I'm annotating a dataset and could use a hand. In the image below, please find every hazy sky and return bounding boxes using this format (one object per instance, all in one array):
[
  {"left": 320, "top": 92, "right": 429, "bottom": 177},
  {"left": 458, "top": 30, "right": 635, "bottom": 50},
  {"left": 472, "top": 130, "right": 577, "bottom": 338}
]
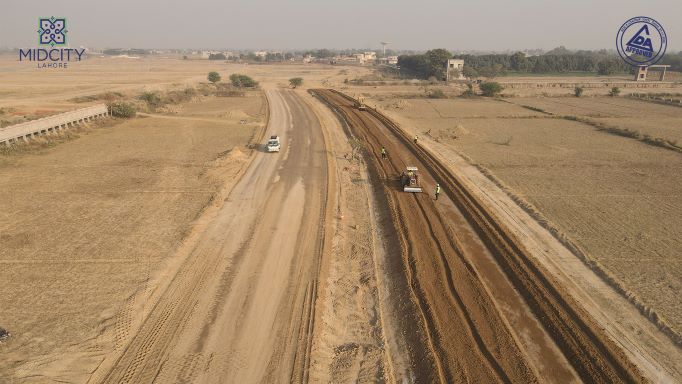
[{"left": 1, "top": 0, "right": 680, "bottom": 51}]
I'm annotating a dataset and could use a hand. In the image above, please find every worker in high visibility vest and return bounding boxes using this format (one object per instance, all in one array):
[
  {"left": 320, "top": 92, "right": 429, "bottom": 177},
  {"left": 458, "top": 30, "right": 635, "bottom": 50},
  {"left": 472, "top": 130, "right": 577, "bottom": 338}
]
[
  {"left": 435, "top": 183, "right": 441, "bottom": 200},
  {"left": 381, "top": 146, "right": 387, "bottom": 159}
]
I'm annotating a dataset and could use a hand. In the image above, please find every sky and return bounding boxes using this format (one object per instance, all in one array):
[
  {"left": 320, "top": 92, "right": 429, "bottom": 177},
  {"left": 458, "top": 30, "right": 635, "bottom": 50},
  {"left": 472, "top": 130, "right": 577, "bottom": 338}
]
[{"left": 1, "top": 0, "right": 680, "bottom": 51}]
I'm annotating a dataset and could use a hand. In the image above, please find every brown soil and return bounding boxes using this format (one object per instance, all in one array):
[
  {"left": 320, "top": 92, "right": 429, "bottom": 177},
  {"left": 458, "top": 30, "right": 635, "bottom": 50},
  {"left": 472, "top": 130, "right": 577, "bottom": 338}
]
[
  {"left": 374, "top": 97, "right": 682, "bottom": 342},
  {"left": 312, "top": 89, "right": 648, "bottom": 383},
  {"left": 0, "top": 93, "right": 265, "bottom": 382}
]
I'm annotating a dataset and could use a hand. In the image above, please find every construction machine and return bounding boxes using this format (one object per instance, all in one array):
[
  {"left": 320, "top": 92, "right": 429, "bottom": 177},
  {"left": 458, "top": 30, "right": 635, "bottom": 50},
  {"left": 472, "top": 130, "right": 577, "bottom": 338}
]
[
  {"left": 355, "top": 96, "right": 367, "bottom": 111},
  {"left": 401, "top": 166, "right": 422, "bottom": 192}
]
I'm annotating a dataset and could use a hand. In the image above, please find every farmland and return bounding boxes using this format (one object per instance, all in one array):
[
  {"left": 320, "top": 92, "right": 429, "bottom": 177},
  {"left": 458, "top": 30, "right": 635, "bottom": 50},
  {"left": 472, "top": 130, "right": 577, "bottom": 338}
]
[
  {"left": 0, "top": 56, "right": 266, "bottom": 381},
  {"left": 369, "top": 94, "right": 682, "bottom": 340},
  {"left": 1, "top": 54, "right": 681, "bottom": 382}
]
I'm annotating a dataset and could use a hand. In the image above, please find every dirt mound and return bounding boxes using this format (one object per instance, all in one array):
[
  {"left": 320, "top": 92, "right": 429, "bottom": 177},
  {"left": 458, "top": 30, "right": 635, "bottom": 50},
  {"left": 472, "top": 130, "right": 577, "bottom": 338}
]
[
  {"left": 227, "top": 146, "right": 248, "bottom": 161},
  {"left": 452, "top": 124, "right": 469, "bottom": 136}
]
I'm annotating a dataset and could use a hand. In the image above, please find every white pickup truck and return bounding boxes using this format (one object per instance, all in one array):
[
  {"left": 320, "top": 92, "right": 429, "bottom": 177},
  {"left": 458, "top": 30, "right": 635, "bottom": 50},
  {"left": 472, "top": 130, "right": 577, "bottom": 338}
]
[{"left": 266, "top": 135, "right": 281, "bottom": 152}]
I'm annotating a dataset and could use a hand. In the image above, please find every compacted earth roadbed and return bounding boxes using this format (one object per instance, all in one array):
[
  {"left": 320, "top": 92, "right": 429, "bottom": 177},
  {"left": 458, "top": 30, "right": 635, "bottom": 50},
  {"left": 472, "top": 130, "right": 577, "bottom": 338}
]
[{"left": 311, "top": 88, "right": 646, "bottom": 383}]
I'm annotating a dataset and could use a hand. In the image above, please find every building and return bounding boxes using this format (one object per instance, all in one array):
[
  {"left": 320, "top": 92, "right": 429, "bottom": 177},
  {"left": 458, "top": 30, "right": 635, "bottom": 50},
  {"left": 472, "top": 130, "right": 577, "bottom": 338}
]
[
  {"left": 387, "top": 56, "right": 398, "bottom": 65},
  {"left": 363, "top": 51, "right": 377, "bottom": 61},
  {"left": 446, "top": 59, "right": 465, "bottom": 80},
  {"left": 634, "top": 65, "right": 670, "bottom": 81}
]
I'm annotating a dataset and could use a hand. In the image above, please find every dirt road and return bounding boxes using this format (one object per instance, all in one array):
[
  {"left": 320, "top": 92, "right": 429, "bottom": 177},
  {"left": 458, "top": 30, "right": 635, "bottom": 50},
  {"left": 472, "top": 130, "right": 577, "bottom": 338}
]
[
  {"left": 92, "top": 89, "right": 330, "bottom": 383},
  {"left": 312, "top": 89, "right": 646, "bottom": 383}
]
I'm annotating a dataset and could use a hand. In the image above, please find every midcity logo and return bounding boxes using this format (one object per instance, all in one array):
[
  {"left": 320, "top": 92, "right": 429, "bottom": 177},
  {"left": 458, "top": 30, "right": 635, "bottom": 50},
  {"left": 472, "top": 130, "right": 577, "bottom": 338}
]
[
  {"left": 18, "top": 17, "right": 86, "bottom": 69},
  {"left": 39, "top": 16, "right": 67, "bottom": 47}
]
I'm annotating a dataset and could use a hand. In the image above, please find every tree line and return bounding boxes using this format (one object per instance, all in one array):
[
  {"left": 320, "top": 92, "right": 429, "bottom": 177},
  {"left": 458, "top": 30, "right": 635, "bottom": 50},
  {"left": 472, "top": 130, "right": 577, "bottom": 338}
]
[{"left": 398, "top": 48, "right": 682, "bottom": 79}]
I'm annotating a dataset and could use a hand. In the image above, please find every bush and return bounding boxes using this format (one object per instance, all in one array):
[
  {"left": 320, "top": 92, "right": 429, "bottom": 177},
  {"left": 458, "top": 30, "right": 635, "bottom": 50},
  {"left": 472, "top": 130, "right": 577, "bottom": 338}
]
[
  {"left": 289, "top": 77, "right": 303, "bottom": 88},
  {"left": 609, "top": 87, "right": 621, "bottom": 97},
  {"left": 109, "top": 102, "right": 136, "bottom": 118},
  {"left": 479, "top": 82, "right": 503, "bottom": 97},
  {"left": 229, "top": 74, "right": 258, "bottom": 88},
  {"left": 460, "top": 83, "right": 476, "bottom": 97},
  {"left": 165, "top": 87, "right": 197, "bottom": 104},
  {"left": 427, "top": 89, "right": 447, "bottom": 99},
  {"left": 208, "top": 71, "right": 221, "bottom": 84},
  {"left": 138, "top": 92, "right": 163, "bottom": 109},
  {"left": 216, "top": 90, "right": 246, "bottom": 97},
  {"left": 574, "top": 86, "right": 584, "bottom": 97}
]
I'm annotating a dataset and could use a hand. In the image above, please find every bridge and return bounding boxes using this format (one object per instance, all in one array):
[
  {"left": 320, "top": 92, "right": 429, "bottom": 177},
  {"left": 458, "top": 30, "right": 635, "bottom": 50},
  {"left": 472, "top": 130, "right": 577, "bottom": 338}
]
[{"left": 1, "top": 104, "right": 109, "bottom": 146}]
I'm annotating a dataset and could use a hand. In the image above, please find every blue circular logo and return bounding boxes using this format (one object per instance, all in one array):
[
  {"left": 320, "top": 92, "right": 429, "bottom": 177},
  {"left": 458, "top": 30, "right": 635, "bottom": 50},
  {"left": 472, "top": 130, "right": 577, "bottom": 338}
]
[{"left": 617, "top": 16, "right": 667, "bottom": 66}]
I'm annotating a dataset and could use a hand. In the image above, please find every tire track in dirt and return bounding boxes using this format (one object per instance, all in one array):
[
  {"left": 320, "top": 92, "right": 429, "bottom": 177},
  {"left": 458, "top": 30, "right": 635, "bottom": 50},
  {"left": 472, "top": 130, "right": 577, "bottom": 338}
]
[
  {"left": 351, "top": 104, "right": 530, "bottom": 383},
  {"left": 93, "top": 89, "right": 331, "bottom": 383},
  {"left": 313, "top": 90, "right": 535, "bottom": 383},
  {"left": 312, "top": 89, "right": 647, "bottom": 383}
]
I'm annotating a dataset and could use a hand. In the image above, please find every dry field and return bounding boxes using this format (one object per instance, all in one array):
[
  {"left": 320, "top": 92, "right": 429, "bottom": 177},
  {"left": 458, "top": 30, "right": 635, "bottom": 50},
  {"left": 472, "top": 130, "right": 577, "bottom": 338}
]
[
  {"left": 2, "top": 55, "right": 681, "bottom": 381},
  {"left": 0, "top": 54, "right": 370, "bottom": 124},
  {"left": 507, "top": 96, "right": 682, "bottom": 144},
  {"left": 0, "top": 57, "right": 369, "bottom": 382},
  {"left": 0, "top": 58, "right": 266, "bottom": 380},
  {"left": 370, "top": 96, "right": 682, "bottom": 338}
]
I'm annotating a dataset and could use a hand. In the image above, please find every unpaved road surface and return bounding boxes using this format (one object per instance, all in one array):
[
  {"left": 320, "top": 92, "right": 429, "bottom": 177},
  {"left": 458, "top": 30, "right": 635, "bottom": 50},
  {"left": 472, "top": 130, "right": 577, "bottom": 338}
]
[
  {"left": 92, "top": 89, "right": 329, "bottom": 383},
  {"left": 312, "top": 89, "right": 647, "bottom": 383}
]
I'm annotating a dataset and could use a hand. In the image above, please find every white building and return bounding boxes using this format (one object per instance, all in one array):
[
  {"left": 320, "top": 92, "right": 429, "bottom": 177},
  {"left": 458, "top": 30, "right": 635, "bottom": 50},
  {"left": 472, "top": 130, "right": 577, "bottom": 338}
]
[
  {"left": 363, "top": 51, "right": 377, "bottom": 61},
  {"left": 446, "top": 59, "right": 465, "bottom": 80},
  {"left": 387, "top": 55, "right": 398, "bottom": 65}
]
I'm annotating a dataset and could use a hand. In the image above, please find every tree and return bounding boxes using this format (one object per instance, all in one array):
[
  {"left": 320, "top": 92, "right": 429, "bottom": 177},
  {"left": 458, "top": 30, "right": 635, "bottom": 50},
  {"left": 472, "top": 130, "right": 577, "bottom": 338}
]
[
  {"left": 208, "top": 71, "right": 221, "bottom": 84},
  {"left": 425, "top": 49, "right": 451, "bottom": 80},
  {"left": 479, "top": 82, "right": 503, "bottom": 97},
  {"left": 597, "top": 60, "right": 621, "bottom": 75},
  {"left": 462, "top": 66, "right": 479, "bottom": 79},
  {"left": 478, "top": 64, "right": 504, "bottom": 79},
  {"left": 208, "top": 53, "right": 226, "bottom": 60},
  {"left": 289, "top": 77, "right": 303, "bottom": 88},
  {"left": 229, "top": 74, "right": 258, "bottom": 88},
  {"left": 510, "top": 52, "right": 529, "bottom": 71},
  {"left": 609, "top": 87, "right": 621, "bottom": 97},
  {"left": 574, "top": 86, "right": 584, "bottom": 97},
  {"left": 108, "top": 102, "right": 136, "bottom": 118},
  {"left": 397, "top": 49, "right": 451, "bottom": 80},
  {"left": 545, "top": 46, "right": 572, "bottom": 56}
]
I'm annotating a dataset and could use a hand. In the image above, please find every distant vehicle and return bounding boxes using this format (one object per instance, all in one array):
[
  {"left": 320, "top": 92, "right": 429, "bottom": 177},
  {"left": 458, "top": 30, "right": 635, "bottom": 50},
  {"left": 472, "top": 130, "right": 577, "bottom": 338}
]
[
  {"left": 401, "top": 166, "right": 422, "bottom": 193},
  {"left": 266, "top": 135, "right": 281, "bottom": 152},
  {"left": 355, "top": 96, "right": 367, "bottom": 111}
]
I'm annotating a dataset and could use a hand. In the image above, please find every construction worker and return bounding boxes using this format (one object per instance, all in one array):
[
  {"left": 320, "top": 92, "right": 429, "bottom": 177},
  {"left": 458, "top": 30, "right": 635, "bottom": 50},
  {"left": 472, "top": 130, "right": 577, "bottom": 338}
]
[
  {"left": 414, "top": 135, "right": 419, "bottom": 145},
  {"left": 435, "top": 183, "right": 441, "bottom": 200},
  {"left": 381, "top": 146, "right": 387, "bottom": 159}
]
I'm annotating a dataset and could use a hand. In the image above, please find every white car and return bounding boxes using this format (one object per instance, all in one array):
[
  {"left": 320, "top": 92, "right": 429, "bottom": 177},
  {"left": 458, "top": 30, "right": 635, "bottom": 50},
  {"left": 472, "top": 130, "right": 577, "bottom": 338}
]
[{"left": 266, "top": 135, "right": 281, "bottom": 152}]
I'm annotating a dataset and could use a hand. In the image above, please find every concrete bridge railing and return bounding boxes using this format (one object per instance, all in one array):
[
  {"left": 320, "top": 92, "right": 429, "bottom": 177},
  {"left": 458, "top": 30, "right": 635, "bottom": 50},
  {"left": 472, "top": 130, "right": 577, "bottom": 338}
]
[{"left": 0, "top": 104, "right": 109, "bottom": 146}]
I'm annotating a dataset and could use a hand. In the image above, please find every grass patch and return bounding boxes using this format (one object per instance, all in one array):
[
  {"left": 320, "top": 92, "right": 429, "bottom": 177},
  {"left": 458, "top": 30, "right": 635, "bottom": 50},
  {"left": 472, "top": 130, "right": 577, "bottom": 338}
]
[
  {"left": 521, "top": 105, "right": 551, "bottom": 114},
  {"left": 70, "top": 92, "right": 124, "bottom": 103}
]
